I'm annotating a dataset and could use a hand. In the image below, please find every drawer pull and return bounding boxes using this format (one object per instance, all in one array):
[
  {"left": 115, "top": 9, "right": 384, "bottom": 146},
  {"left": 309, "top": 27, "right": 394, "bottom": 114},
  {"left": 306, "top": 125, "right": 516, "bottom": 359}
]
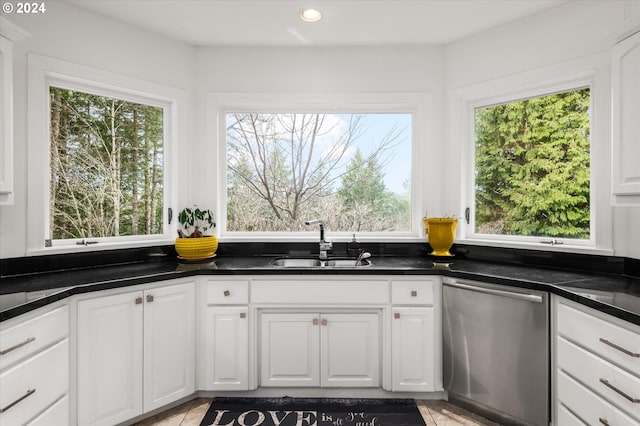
[
  {"left": 321, "top": 319, "right": 328, "bottom": 326},
  {"left": 0, "top": 337, "right": 36, "bottom": 355},
  {"left": 599, "top": 338, "right": 640, "bottom": 358},
  {"left": 411, "top": 291, "right": 418, "bottom": 297},
  {"left": 394, "top": 313, "right": 401, "bottom": 319},
  {"left": 599, "top": 378, "right": 640, "bottom": 403},
  {"left": 240, "top": 312, "right": 246, "bottom": 319},
  {"left": 599, "top": 418, "right": 610, "bottom": 426},
  {"left": 146, "top": 294, "right": 154, "bottom": 303},
  {"left": 224, "top": 290, "right": 230, "bottom": 297},
  {"left": 135, "top": 297, "right": 143, "bottom": 305},
  {"left": 312, "top": 318, "right": 319, "bottom": 326},
  {"left": 0, "top": 388, "right": 35, "bottom": 413}
]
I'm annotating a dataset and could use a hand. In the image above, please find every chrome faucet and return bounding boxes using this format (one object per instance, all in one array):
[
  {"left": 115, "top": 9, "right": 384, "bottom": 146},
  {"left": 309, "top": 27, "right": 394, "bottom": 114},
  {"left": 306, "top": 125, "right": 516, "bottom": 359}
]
[{"left": 305, "top": 219, "right": 333, "bottom": 260}]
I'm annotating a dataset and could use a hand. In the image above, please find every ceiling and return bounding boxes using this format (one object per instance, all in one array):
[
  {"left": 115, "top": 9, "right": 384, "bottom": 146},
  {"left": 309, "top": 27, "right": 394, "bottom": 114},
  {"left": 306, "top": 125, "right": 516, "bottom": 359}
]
[{"left": 67, "top": 0, "right": 572, "bottom": 47}]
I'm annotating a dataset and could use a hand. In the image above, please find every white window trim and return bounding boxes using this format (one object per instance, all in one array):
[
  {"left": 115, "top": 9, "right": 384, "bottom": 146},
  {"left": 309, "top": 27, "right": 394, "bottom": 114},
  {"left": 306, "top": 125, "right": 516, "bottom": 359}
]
[
  {"left": 206, "top": 92, "right": 434, "bottom": 242},
  {"left": 27, "top": 54, "right": 186, "bottom": 255},
  {"left": 449, "top": 54, "right": 613, "bottom": 255}
]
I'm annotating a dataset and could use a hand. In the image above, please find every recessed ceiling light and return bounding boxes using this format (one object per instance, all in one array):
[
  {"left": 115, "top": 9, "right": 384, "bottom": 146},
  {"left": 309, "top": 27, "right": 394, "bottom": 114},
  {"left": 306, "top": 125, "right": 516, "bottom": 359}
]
[{"left": 300, "top": 8, "right": 322, "bottom": 23}]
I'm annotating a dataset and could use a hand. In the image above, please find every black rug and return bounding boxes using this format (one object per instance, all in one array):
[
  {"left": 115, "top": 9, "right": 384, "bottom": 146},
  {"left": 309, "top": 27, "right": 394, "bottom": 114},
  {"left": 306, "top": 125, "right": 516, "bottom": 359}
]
[{"left": 199, "top": 397, "right": 427, "bottom": 426}]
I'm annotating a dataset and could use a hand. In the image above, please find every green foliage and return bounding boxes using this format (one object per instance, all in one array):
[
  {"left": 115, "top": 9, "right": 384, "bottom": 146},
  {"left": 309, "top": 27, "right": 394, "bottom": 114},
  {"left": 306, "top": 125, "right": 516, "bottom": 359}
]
[
  {"left": 178, "top": 206, "right": 215, "bottom": 237},
  {"left": 474, "top": 88, "right": 590, "bottom": 239}
]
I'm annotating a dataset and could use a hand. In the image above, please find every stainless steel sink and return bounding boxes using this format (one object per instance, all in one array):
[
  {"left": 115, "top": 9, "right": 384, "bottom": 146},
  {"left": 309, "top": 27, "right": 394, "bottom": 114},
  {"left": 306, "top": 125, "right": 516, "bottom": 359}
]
[
  {"left": 325, "top": 259, "right": 370, "bottom": 267},
  {"left": 270, "top": 258, "right": 323, "bottom": 267},
  {"left": 270, "top": 257, "right": 370, "bottom": 268}
]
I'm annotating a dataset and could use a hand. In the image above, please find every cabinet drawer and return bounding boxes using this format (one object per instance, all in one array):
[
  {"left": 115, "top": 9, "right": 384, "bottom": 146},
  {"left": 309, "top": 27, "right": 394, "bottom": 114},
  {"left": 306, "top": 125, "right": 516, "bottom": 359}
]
[
  {"left": 558, "top": 336, "right": 640, "bottom": 421},
  {"left": 0, "top": 305, "right": 68, "bottom": 369},
  {"left": 27, "top": 394, "right": 68, "bottom": 426},
  {"left": 206, "top": 280, "right": 249, "bottom": 304},
  {"left": 0, "top": 339, "right": 68, "bottom": 426},
  {"left": 391, "top": 280, "right": 434, "bottom": 305},
  {"left": 557, "top": 370, "right": 637, "bottom": 426},
  {"left": 557, "top": 302, "right": 640, "bottom": 376},
  {"left": 557, "top": 403, "right": 586, "bottom": 426},
  {"left": 251, "top": 279, "right": 389, "bottom": 304}
]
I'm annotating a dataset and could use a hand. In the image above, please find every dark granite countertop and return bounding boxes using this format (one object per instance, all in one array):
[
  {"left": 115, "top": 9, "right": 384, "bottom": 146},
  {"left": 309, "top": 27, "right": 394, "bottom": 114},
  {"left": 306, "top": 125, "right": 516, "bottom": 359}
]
[{"left": 2, "top": 252, "right": 639, "bottom": 326}]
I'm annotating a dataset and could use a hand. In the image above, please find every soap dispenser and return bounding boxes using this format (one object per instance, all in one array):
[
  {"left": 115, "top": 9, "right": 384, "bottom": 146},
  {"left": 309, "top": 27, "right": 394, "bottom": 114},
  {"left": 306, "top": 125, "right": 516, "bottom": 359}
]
[{"left": 347, "top": 233, "right": 362, "bottom": 258}]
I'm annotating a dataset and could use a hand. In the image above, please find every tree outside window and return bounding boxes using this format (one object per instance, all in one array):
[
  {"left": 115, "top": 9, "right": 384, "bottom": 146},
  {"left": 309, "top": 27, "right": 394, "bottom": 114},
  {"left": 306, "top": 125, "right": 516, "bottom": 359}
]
[
  {"left": 474, "top": 87, "right": 591, "bottom": 239},
  {"left": 225, "top": 112, "right": 412, "bottom": 233},
  {"left": 49, "top": 87, "right": 164, "bottom": 240}
]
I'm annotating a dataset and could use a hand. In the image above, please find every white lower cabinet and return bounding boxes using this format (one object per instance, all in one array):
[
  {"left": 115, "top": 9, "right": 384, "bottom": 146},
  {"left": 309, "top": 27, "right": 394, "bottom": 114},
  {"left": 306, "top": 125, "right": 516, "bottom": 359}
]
[
  {"left": 201, "top": 278, "right": 250, "bottom": 391},
  {"left": 77, "top": 280, "right": 195, "bottom": 426},
  {"left": 390, "top": 278, "right": 441, "bottom": 392},
  {"left": 204, "top": 306, "right": 249, "bottom": 390},
  {"left": 554, "top": 296, "right": 640, "bottom": 426},
  {"left": 0, "top": 304, "right": 69, "bottom": 426},
  {"left": 260, "top": 312, "right": 380, "bottom": 388},
  {"left": 391, "top": 307, "right": 435, "bottom": 391}
]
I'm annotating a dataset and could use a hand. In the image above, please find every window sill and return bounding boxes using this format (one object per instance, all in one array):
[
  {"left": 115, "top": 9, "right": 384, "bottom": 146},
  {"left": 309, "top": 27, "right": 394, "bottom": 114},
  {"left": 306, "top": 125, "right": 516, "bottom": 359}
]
[
  {"left": 457, "top": 237, "right": 614, "bottom": 256},
  {"left": 27, "top": 238, "right": 175, "bottom": 257}
]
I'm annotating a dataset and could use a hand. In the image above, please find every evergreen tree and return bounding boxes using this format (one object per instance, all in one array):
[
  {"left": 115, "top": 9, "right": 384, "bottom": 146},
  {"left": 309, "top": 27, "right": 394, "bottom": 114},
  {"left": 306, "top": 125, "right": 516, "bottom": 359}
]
[{"left": 475, "top": 88, "right": 590, "bottom": 238}]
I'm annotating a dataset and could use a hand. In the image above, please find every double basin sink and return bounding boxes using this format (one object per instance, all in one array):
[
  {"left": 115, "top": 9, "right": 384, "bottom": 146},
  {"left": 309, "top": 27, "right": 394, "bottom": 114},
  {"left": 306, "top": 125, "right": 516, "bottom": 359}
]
[{"left": 270, "top": 257, "right": 371, "bottom": 268}]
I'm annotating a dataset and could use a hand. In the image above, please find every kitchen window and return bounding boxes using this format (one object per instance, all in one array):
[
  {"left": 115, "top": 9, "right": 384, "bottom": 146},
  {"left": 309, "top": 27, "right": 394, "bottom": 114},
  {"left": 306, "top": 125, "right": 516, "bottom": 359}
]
[
  {"left": 49, "top": 87, "right": 166, "bottom": 242},
  {"left": 225, "top": 112, "right": 412, "bottom": 234},
  {"left": 473, "top": 87, "right": 591, "bottom": 242},
  {"left": 27, "top": 55, "right": 183, "bottom": 253},
  {"left": 211, "top": 93, "right": 427, "bottom": 239},
  {"left": 453, "top": 56, "right": 613, "bottom": 254}
]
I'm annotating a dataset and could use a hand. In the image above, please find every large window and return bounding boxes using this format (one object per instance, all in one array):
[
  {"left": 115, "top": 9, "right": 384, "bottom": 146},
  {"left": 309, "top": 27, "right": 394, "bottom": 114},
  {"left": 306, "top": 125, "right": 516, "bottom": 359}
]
[
  {"left": 225, "top": 112, "right": 412, "bottom": 233},
  {"left": 48, "top": 87, "right": 165, "bottom": 242},
  {"left": 472, "top": 87, "right": 591, "bottom": 243}
]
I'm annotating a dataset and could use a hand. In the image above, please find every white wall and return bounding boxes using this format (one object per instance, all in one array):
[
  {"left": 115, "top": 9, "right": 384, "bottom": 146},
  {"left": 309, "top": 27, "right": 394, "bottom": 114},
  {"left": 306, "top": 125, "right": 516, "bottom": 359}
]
[
  {"left": 0, "top": 2, "right": 195, "bottom": 258},
  {"left": 445, "top": 0, "right": 640, "bottom": 259},
  {"left": 193, "top": 45, "right": 447, "bottom": 232}
]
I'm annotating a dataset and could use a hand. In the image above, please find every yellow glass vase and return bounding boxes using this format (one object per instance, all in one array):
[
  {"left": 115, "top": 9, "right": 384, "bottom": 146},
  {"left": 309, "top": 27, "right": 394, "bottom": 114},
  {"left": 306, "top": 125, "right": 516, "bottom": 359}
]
[{"left": 423, "top": 218, "right": 458, "bottom": 256}]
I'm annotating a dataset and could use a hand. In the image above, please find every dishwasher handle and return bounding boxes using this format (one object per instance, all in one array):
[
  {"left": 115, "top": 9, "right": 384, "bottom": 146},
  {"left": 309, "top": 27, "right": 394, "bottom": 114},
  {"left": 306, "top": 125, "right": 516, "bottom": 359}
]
[{"left": 444, "top": 280, "right": 544, "bottom": 303}]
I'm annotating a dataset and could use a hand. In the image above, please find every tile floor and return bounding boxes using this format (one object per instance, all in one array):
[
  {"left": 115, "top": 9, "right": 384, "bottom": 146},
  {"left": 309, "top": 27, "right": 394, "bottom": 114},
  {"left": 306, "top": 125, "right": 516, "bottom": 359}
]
[{"left": 133, "top": 398, "right": 502, "bottom": 426}]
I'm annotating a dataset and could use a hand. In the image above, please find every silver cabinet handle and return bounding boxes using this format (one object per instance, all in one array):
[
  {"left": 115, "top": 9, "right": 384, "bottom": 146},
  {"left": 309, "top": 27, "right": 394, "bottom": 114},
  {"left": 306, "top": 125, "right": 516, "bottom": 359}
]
[
  {"left": 240, "top": 312, "right": 246, "bottom": 319},
  {"left": 223, "top": 290, "right": 230, "bottom": 297},
  {"left": 394, "top": 312, "right": 401, "bottom": 319},
  {"left": 0, "top": 337, "right": 35, "bottom": 355},
  {"left": 411, "top": 290, "right": 418, "bottom": 297},
  {"left": 321, "top": 319, "right": 328, "bottom": 326},
  {"left": 146, "top": 294, "right": 154, "bottom": 303},
  {"left": 0, "top": 388, "right": 35, "bottom": 413},
  {"left": 599, "top": 418, "right": 610, "bottom": 426},
  {"left": 135, "top": 297, "right": 143, "bottom": 305},
  {"left": 599, "top": 378, "right": 640, "bottom": 403},
  {"left": 444, "top": 280, "right": 543, "bottom": 303},
  {"left": 312, "top": 318, "right": 319, "bottom": 325},
  {"left": 599, "top": 338, "right": 640, "bottom": 358}
]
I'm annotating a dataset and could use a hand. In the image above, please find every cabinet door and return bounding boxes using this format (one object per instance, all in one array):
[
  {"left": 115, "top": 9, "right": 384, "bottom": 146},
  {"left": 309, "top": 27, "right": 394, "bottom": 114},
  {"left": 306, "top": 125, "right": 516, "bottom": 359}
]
[
  {"left": 612, "top": 30, "right": 640, "bottom": 203},
  {"left": 204, "top": 306, "right": 249, "bottom": 390},
  {"left": 260, "top": 313, "right": 320, "bottom": 387},
  {"left": 391, "top": 307, "right": 435, "bottom": 391},
  {"left": 78, "top": 291, "right": 143, "bottom": 426},
  {"left": 320, "top": 313, "right": 380, "bottom": 387},
  {"left": 0, "top": 35, "right": 13, "bottom": 205},
  {"left": 143, "top": 282, "right": 195, "bottom": 412}
]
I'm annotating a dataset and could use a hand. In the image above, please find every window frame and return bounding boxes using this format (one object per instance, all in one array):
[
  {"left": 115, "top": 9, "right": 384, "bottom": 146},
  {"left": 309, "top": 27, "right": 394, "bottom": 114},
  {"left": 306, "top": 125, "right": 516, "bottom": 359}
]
[
  {"left": 207, "top": 92, "right": 432, "bottom": 242},
  {"left": 452, "top": 56, "right": 613, "bottom": 254},
  {"left": 27, "top": 54, "right": 184, "bottom": 254}
]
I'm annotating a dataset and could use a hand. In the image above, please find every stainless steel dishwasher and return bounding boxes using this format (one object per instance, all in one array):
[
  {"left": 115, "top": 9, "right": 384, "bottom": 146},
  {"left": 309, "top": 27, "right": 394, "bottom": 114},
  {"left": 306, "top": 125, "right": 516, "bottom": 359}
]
[{"left": 442, "top": 277, "right": 549, "bottom": 426}]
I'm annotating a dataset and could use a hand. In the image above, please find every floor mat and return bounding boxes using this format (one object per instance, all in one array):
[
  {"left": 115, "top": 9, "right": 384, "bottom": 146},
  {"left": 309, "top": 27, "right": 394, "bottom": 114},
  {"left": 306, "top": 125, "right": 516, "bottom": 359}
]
[{"left": 199, "top": 397, "right": 427, "bottom": 426}]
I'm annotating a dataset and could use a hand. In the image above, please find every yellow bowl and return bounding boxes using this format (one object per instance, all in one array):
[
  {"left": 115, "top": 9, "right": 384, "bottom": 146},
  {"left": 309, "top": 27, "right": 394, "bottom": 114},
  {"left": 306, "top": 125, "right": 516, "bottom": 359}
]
[
  {"left": 175, "top": 236, "right": 218, "bottom": 259},
  {"left": 423, "top": 218, "right": 458, "bottom": 256}
]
